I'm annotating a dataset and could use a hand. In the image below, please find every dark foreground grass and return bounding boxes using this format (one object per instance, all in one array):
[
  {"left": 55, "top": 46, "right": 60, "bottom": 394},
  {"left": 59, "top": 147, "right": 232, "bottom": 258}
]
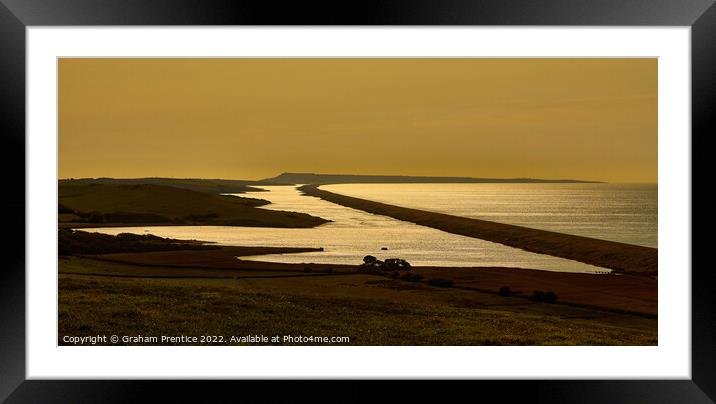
[{"left": 59, "top": 273, "right": 657, "bottom": 346}]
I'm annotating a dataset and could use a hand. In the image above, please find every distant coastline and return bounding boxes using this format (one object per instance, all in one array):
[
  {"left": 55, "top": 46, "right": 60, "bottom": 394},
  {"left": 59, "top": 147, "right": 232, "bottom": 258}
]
[
  {"left": 263, "top": 172, "right": 603, "bottom": 185},
  {"left": 58, "top": 177, "right": 266, "bottom": 194},
  {"left": 59, "top": 172, "right": 604, "bottom": 188}
]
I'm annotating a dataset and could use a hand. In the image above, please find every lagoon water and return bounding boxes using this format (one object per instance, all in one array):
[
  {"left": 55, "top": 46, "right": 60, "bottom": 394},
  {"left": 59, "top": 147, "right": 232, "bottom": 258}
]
[
  {"left": 324, "top": 183, "right": 657, "bottom": 248},
  {"left": 86, "top": 185, "right": 608, "bottom": 273}
]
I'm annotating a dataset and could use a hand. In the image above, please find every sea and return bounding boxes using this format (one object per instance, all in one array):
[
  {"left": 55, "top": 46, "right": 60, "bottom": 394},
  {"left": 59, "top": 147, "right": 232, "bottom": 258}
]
[
  {"left": 323, "top": 183, "right": 657, "bottom": 248},
  {"left": 83, "top": 183, "right": 657, "bottom": 274}
]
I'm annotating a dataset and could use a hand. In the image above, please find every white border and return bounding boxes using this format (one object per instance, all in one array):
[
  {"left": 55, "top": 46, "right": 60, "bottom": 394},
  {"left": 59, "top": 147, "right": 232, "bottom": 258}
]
[{"left": 27, "top": 27, "right": 690, "bottom": 379}]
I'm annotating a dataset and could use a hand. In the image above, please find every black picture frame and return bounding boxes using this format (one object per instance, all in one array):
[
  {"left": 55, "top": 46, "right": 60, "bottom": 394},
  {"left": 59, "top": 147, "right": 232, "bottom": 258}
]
[{"left": 1, "top": 0, "right": 713, "bottom": 402}]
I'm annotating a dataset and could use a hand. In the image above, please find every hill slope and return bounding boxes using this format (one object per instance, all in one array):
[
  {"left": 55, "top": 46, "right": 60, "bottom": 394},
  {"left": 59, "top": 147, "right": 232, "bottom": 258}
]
[
  {"left": 59, "top": 177, "right": 266, "bottom": 194},
  {"left": 59, "top": 183, "right": 328, "bottom": 228}
]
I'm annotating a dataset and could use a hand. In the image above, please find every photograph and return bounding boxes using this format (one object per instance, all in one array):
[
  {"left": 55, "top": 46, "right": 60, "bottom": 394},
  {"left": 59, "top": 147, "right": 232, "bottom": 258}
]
[
  {"left": 2, "top": 0, "right": 712, "bottom": 399},
  {"left": 57, "top": 57, "right": 657, "bottom": 346}
]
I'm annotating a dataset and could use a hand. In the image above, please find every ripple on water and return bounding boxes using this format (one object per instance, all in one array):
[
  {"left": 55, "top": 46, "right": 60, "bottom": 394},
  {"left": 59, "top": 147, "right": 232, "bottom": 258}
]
[{"left": 84, "top": 185, "right": 610, "bottom": 274}]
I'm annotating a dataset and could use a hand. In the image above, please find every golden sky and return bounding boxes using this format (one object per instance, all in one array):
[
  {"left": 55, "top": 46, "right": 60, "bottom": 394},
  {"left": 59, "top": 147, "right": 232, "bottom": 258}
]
[{"left": 59, "top": 58, "right": 657, "bottom": 182}]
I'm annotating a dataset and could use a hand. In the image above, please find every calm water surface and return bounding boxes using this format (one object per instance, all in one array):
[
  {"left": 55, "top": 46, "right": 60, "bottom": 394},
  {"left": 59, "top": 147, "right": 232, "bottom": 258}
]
[
  {"left": 324, "top": 183, "right": 657, "bottom": 248},
  {"left": 85, "top": 185, "right": 608, "bottom": 273}
]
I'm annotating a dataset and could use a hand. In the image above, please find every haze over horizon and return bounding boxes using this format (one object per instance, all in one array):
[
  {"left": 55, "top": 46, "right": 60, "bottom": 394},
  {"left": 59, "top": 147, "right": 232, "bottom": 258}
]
[
  {"left": 57, "top": 171, "right": 646, "bottom": 184},
  {"left": 59, "top": 58, "right": 657, "bottom": 183}
]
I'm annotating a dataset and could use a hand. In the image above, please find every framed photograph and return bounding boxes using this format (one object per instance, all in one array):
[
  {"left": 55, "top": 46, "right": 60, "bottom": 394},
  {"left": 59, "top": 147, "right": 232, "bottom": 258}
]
[{"left": 2, "top": 0, "right": 713, "bottom": 401}]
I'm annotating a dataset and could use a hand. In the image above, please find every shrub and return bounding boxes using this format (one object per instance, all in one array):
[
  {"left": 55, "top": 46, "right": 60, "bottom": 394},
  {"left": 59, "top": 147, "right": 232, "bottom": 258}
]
[
  {"left": 363, "top": 255, "right": 377, "bottom": 265},
  {"left": 359, "top": 256, "right": 412, "bottom": 273},
  {"left": 543, "top": 291, "right": 559, "bottom": 303},
  {"left": 324, "top": 267, "right": 334, "bottom": 273},
  {"left": 498, "top": 286, "right": 512, "bottom": 297},
  {"left": 428, "top": 278, "right": 454, "bottom": 288},
  {"left": 303, "top": 267, "right": 313, "bottom": 273},
  {"left": 401, "top": 273, "right": 423, "bottom": 282},
  {"left": 383, "top": 258, "right": 412, "bottom": 270},
  {"left": 530, "top": 290, "right": 559, "bottom": 303}
]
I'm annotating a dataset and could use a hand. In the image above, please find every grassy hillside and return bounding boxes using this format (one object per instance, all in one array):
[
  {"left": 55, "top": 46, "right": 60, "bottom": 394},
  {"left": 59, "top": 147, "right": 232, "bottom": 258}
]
[
  {"left": 59, "top": 183, "right": 328, "bottom": 228},
  {"left": 59, "top": 177, "right": 267, "bottom": 193},
  {"left": 58, "top": 229, "right": 219, "bottom": 256},
  {"left": 57, "top": 232, "right": 656, "bottom": 345},
  {"left": 59, "top": 256, "right": 656, "bottom": 346}
]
